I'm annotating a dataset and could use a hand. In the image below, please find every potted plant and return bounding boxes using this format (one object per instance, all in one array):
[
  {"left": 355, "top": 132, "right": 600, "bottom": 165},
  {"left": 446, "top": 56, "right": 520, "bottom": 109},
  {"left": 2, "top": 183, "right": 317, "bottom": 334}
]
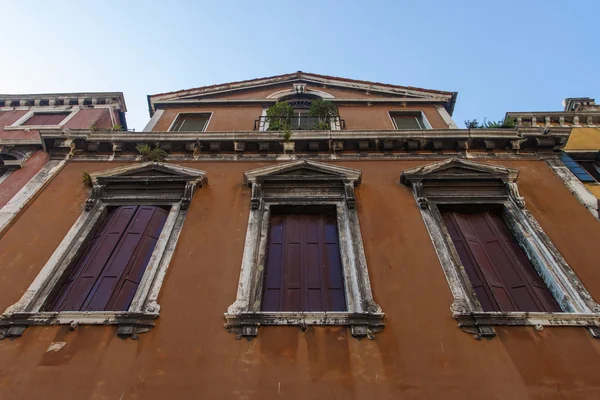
[
  {"left": 282, "top": 127, "right": 294, "bottom": 153},
  {"left": 266, "top": 102, "right": 295, "bottom": 131}
]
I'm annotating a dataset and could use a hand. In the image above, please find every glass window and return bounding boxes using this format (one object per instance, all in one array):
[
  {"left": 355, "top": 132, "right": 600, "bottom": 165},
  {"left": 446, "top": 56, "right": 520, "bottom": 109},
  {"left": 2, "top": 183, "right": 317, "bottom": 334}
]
[
  {"left": 171, "top": 113, "right": 211, "bottom": 132},
  {"left": 390, "top": 112, "right": 428, "bottom": 130}
]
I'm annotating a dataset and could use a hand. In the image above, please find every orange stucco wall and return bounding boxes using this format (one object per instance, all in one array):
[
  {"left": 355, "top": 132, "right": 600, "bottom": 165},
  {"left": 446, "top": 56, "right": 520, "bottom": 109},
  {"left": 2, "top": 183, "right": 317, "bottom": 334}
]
[
  {"left": 0, "top": 150, "right": 49, "bottom": 208},
  {"left": 152, "top": 104, "right": 449, "bottom": 132},
  {"left": 1, "top": 159, "right": 600, "bottom": 399}
]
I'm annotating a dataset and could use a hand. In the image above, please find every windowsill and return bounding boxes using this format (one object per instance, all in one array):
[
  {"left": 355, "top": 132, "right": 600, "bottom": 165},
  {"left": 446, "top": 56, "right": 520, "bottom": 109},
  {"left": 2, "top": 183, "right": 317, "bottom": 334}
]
[
  {"left": 224, "top": 311, "right": 385, "bottom": 339},
  {"left": 454, "top": 311, "right": 600, "bottom": 338},
  {"left": 0, "top": 310, "right": 159, "bottom": 340}
]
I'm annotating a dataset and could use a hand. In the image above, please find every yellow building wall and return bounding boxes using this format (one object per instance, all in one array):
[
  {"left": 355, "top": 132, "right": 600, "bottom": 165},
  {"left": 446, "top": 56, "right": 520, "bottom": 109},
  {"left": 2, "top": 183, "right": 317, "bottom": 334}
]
[
  {"left": 565, "top": 128, "right": 600, "bottom": 200},
  {"left": 564, "top": 128, "right": 600, "bottom": 150}
]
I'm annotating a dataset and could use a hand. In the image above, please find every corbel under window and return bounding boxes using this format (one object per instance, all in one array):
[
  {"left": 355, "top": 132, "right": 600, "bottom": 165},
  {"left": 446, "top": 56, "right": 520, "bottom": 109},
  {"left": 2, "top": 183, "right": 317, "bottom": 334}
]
[
  {"left": 0, "top": 162, "right": 207, "bottom": 340},
  {"left": 225, "top": 160, "right": 383, "bottom": 340},
  {"left": 400, "top": 158, "right": 600, "bottom": 339}
]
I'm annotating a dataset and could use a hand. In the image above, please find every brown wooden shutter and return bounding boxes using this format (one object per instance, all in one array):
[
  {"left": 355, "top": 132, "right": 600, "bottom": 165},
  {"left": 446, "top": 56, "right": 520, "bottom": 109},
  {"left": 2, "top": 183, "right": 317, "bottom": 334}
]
[
  {"left": 443, "top": 211, "right": 561, "bottom": 313},
  {"left": 51, "top": 206, "right": 168, "bottom": 312},
  {"left": 262, "top": 213, "right": 346, "bottom": 312}
]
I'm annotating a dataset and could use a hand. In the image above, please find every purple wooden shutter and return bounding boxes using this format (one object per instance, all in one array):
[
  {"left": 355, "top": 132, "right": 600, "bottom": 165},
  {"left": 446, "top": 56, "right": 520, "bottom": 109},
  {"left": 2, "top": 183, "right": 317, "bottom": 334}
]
[
  {"left": 105, "top": 207, "right": 169, "bottom": 311},
  {"left": 262, "top": 213, "right": 346, "bottom": 312},
  {"left": 443, "top": 211, "right": 561, "bottom": 313},
  {"left": 51, "top": 206, "right": 138, "bottom": 312},
  {"left": 51, "top": 206, "right": 168, "bottom": 312}
]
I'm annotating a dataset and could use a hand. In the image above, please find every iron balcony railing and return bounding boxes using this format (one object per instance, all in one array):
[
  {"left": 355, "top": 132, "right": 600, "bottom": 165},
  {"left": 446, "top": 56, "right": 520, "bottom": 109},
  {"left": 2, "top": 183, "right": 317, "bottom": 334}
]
[{"left": 253, "top": 116, "right": 346, "bottom": 131}]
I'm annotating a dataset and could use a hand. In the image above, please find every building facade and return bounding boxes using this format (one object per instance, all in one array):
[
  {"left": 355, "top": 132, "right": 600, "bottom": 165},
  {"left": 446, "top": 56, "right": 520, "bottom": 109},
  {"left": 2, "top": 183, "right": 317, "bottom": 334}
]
[
  {"left": 0, "top": 92, "right": 127, "bottom": 235},
  {"left": 507, "top": 97, "right": 600, "bottom": 219},
  {"left": 1, "top": 73, "right": 600, "bottom": 399}
]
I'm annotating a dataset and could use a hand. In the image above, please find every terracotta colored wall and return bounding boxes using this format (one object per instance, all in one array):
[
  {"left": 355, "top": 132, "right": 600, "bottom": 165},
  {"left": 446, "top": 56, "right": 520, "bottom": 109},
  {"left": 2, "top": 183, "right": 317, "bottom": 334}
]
[
  {"left": 153, "top": 104, "right": 449, "bottom": 132},
  {"left": 0, "top": 150, "right": 49, "bottom": 208},
  {"left": 340, "top": 104, "right": 448, "bottom": 129},
  {"left": 1, "top": 160, "right": 600, "bottom": 399},
  {"left": 63, "top": 108, "right": 112, "bottom": 129},
  {"left": 152, "top": 105, "right": 264, "bottom": 131}
]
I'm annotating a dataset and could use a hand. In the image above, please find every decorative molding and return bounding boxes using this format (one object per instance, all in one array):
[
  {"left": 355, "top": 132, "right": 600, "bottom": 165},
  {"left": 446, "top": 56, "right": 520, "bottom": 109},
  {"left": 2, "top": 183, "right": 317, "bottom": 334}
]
[
  {"left": 400, "top": 158, "right": 600, "bottom": 339},
  {"left": 0, "top": 163, "right": 206, "bottom": 339},
  {"left": 226, "top": 160, "right": 382, "bottom": 339}
]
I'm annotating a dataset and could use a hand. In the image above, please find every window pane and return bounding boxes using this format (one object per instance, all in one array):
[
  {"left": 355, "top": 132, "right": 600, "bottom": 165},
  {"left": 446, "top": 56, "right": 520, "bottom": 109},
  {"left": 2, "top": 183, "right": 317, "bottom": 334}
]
[
  {"left": 178, "top": 117, "right": 208, "bottom": 131},
  {"left": 393, "top": 116, "right": 422, "bottom": 129}
]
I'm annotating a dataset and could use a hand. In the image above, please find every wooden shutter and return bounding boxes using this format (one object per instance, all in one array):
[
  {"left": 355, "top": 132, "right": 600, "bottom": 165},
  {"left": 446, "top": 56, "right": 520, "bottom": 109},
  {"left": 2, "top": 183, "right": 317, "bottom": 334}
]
[
  {"left": 443, "top": 211, "right": 561, "bottom": 313},
  {"left": 262, "top": 213, "right": 346, "bottom": 312},
  {"left": 51, "top": 205, "right": 168, "bottom": 312}
]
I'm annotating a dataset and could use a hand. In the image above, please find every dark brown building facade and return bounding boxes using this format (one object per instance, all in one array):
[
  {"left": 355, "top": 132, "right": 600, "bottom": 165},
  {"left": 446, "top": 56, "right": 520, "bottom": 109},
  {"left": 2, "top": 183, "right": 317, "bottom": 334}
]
[{"left": 1, "top": 73, "right": 600, "bottom": 399}]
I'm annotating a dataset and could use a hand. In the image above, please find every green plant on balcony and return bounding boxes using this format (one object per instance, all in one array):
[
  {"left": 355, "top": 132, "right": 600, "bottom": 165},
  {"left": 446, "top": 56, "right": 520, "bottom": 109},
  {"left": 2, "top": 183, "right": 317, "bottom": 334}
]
[
  {"left": 309, "top": 99, "right": 339, "bottom": 130},
  {"left": 266, "top": 102, "right": 295, "bottom": 131},
  {"left": 464, "top": 117, "right": 516, "bottom": 129}
]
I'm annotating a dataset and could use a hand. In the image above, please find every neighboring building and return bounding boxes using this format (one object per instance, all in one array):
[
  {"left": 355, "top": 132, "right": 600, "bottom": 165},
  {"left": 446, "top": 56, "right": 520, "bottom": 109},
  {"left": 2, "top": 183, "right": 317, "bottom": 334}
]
[
  {"left": 0, "top": 92, "right": 127, "bottom": 234},
  {"left": 507, "top": 97, "right": 600, "bottom": 219},
  {"left": 1, "top": 73, "right": 600, "bottom": 399}
]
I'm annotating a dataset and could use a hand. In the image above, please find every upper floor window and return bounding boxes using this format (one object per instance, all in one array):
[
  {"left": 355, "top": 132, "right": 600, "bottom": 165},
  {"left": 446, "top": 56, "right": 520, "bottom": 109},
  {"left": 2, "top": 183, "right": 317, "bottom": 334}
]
[
  {"left": 401, "top": 158, "right": 600, "bottom": 339},
  {"left": 390, "top": 111, "right": 431, "bottom": 130},
  {"left": 0, "top": 162, "right": 207, "bottom": 340},
  {"left": 560, "top": 152, "right": 600, "bottom": 183},
  {"left": 22, "top": 112, "right": 71, "bottom": 126},
  {"left": 225, "top": 160, "right": 383, "bottom": 340},
  {"left": 169, "top": 112, "right": 211, "bottom": 132}
]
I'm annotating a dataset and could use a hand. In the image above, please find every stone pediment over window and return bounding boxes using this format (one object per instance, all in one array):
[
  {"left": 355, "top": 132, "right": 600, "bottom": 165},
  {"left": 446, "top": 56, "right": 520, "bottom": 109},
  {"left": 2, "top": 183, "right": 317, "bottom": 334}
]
[
  {"left": 226, "top": 160, "right": 383, "bottom": 339},
  {"left": 244, "top": 160, "right": 361, "bottom": 209},
  {"left": 400, "top": 158, "right": 524, "bottom": 208},
  {"left": 244, "top": 160, "right": 361, "bottom": 185},
  {"left": 86, "top": 162, "right": 207, "bottom": 210}
]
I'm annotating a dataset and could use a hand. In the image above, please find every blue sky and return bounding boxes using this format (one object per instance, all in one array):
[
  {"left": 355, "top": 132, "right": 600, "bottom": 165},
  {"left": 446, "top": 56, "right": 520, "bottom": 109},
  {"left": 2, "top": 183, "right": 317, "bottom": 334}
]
[{"left": 2, "top": 0, "right": 598, "bottom": 131}]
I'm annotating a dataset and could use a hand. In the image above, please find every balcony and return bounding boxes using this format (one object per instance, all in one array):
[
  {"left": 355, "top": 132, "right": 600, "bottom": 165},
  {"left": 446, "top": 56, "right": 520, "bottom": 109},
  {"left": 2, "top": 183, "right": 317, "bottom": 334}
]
[{"left": 253, "top": 116, "right": 345, "bottom": 131}]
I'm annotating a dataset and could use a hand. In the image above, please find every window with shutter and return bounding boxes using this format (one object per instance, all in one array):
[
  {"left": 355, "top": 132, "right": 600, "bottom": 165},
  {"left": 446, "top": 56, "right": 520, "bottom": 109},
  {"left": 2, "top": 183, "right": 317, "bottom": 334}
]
[
  {"left": 1, "top": 162, "right": 207, "bottom": 340},
  {"left": 51, "top": 205, "right": 169, "bottom": 312},
  {"left": 400, "top": 158, "right": 599, "bottom": 339},
  {"left": 443, "top": 210, "right": 561, "bottom": 313},
  {"left": 262, "top": 212, "right": 346, "bottom": 312}
]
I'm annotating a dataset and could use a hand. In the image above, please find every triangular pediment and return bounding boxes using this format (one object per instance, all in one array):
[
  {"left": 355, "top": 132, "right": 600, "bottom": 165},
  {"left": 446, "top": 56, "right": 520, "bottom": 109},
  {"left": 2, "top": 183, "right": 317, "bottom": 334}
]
[
  {"left": 149, "top": 72, "right": 454, "bottom": 104},
  {"left": 244, "top": 160, "right": 361, "bottom": 186},
  {"left": 400, "top": 158, "right": 519, "bottom": 185},
  {"left": 90, "top": 162, "right": 206, "bottom": 184}
]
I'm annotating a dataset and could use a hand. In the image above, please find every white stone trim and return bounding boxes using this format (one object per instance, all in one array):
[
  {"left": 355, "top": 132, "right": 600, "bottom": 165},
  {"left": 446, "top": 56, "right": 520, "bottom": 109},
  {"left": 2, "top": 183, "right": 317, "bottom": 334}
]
[
  {"left": 545, "top": 157, "right": 600, "bottom": 221},
  {"left": 225, "top": 160, "right": 383, "bottom": 339},
  {"left": 142, "top": 109, "right": 165, "bottom": 132},
  {"left": 401, "top": 159, "right": 600, "bottom": 338},
  {"left": 0, "top": 160, "right": 66, "bottom": 236},
  {"left": 436, "top": 105, "right": 459, "bottom": 128},
  {"left": 266, "top": 87, "right": 335, "bottom": 99},
  {"left": 0, "top": 162, "right": 206, "bottom": 339}
]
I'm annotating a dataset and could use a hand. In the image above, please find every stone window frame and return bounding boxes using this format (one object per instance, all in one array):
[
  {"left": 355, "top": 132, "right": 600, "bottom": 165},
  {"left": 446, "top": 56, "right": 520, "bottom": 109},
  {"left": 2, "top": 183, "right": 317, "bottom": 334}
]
[
  {"left": 0, "top": 162, "right": 207, "bottom": 340},
  {"left": 400, "top": 158, "right": 600, "bottom": 339},
  {"left": 6, "top": 108, "right": 78, "bottom": 130},
  {"left": 225, "top": 160, "right": 384, "bottom": 340}
]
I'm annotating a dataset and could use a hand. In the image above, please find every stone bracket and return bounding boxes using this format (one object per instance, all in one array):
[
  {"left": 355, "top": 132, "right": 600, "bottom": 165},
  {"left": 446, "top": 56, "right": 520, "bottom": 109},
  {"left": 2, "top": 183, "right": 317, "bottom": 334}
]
[
  {"left": 0, "top": 312, "right": 158, "bottom": 340},
  {"left": 224, "top": 312, "right": 385, "bottom": 341},
  {"left": 344, "top": 182, "right": 356, "bottom": 209}
]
